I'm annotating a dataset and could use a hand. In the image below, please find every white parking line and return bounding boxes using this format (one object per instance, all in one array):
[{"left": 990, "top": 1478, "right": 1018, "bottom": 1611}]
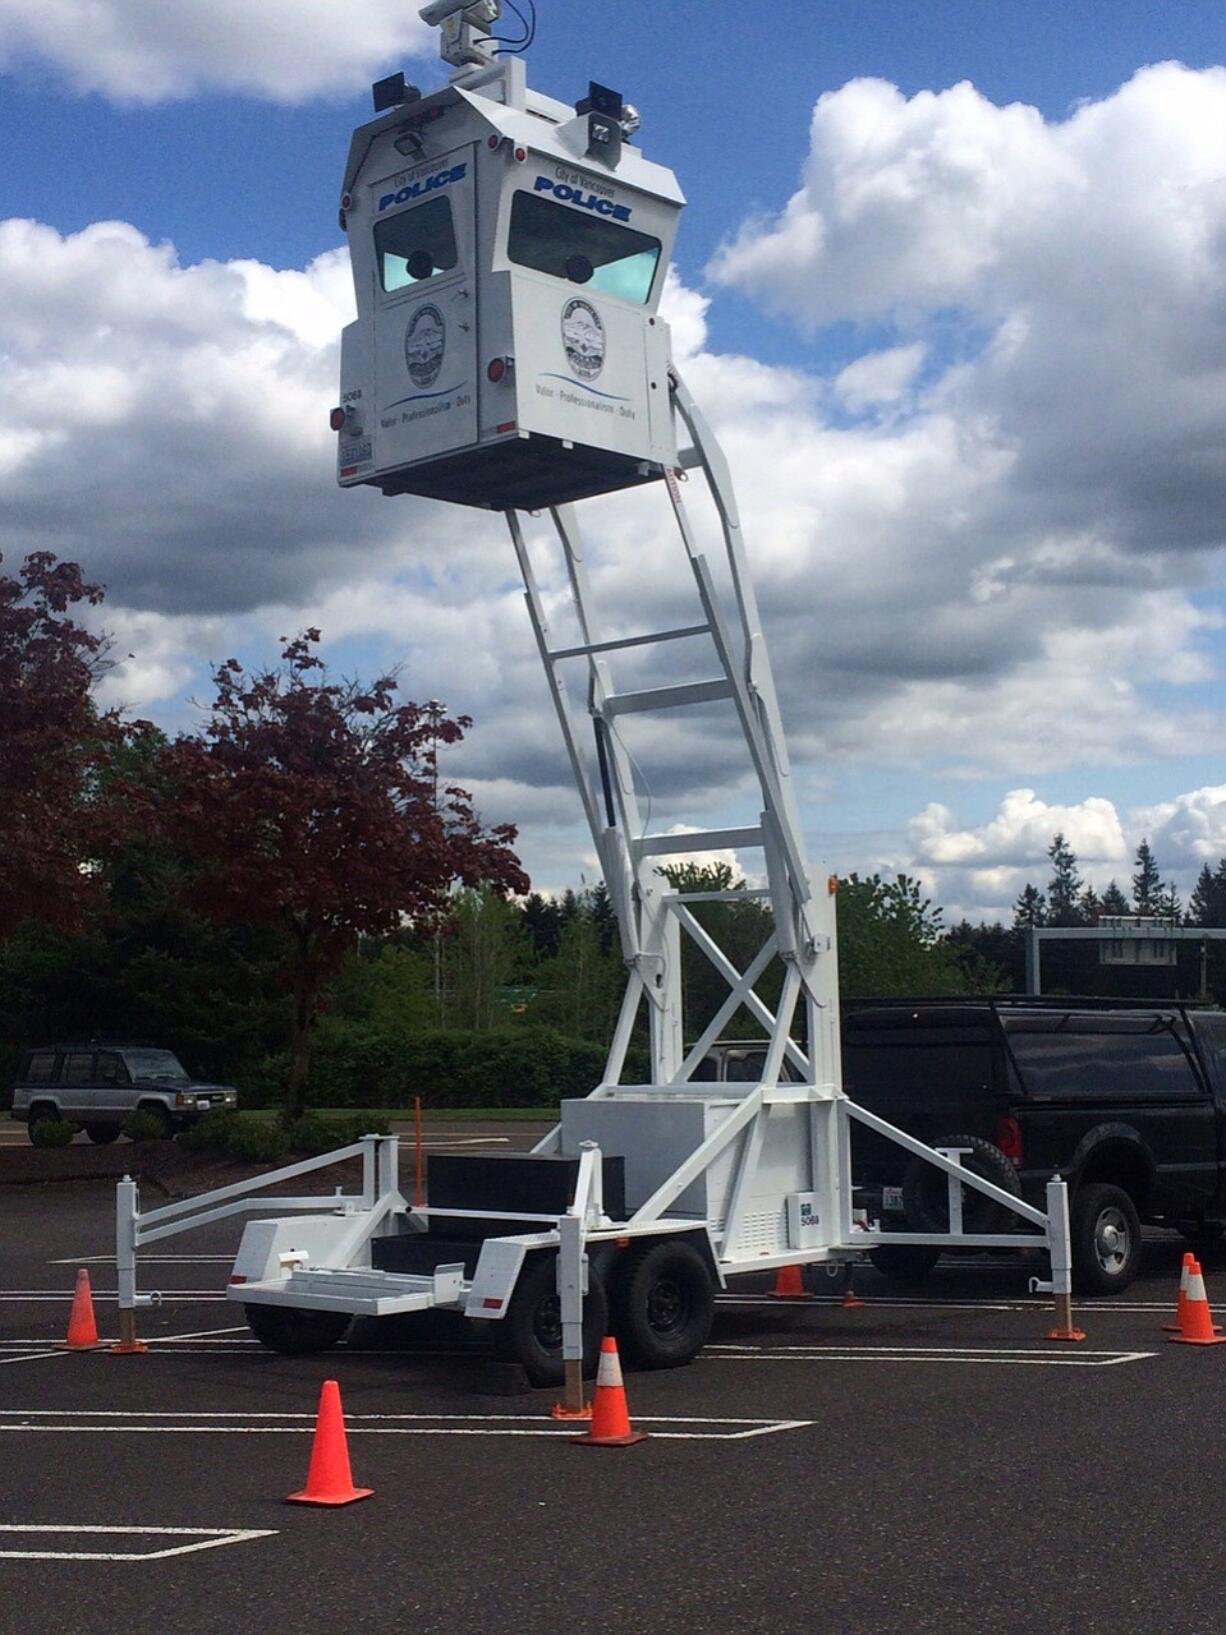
[
  {"left": 707, "top": 1342, "right": 1155, "bottom": 1368},
  {"left": 0, "top": 1351, "right": 70, "bottom": 1367},
  {"left": 716, "top": 1293, "right": 1186, "bottom": 1315},
  {"left": 0, "top": 1408, "right": 811, "bottom": 1442},
  {"left": 47, "top": 1256, "right": 236, "bottom": 1266},
  {"left": 0, "top": 1525, "right": 277, "bottom": 1562}
]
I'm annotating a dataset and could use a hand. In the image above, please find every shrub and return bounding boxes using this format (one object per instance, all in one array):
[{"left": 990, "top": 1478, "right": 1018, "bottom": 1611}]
[
  {"left": 122, "top": 1110, "right": 171, "bottom": 1144},
  {"left": 288, "top": 1113, "right": 390, "bottom": 1156},
  {"left": 178, "top": 1110, "right": 239, "bottom": 1153},
  {"left": 30, "top": 1118, "right": 79, "bottom": 1149},
  {"left": 222, "top": 1118, "right": 290, "bottom": 1165},
  {"left": 303, "top": 1025, "right": 620, "bottom": 1110}
]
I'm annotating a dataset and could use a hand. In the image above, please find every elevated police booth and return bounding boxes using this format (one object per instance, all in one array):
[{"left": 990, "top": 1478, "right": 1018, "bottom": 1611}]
[{"left": 333, "top": 40, "right": 684, "bottom": 511}]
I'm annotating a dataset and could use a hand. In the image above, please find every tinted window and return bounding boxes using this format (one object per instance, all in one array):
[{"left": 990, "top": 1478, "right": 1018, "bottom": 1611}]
[
  {"left": 690, "top": 1056, "right": 719, "bottom": 1082},
  {"left": 95, "top": 1051, "right": 130, "bottom": 1087},
  {"left": 1192, "top": 1015, "right": 1226, "bottom": 1090},
  {"left": 123, "top": 1049, "right": 190, "bottom": 1085},
  {"left": 23, "top": 1051, "right": 58, "bottom": 1085},
  {"left": 508, "top": 191, "right": 661, "bottom": 304},
  {"left": 843, "top": 1024, "right": 995, "bottom": 1099},
  {"left": 61, "top": 1052, "right": 95, "bottom": 1086},
  {"left": 1005, "top": 1018, "right": 1202, "bottom": 1101},
  {"left": 375, "top": 197, "right": 458, "bottom": 292}
]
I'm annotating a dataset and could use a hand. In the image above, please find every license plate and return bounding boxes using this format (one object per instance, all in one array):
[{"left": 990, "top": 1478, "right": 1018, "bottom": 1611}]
[
  {"left": 882, "top": 1186, "right": 904, "bottom": 1213},
  {"left": 339, "top": 441, "right": 372, "bottom": 466}
]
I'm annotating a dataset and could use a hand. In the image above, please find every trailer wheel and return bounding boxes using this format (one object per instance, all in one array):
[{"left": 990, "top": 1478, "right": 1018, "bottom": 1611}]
[
  {"left": 497, "top": 1252, "right": 608, "bottom": 1388},
  {"left": 244, "top": 1304, "right": 351, "bottom": 1355},
  {"left": 902, "top": 1133, "right": 1021, "bottom": 1236},
  {"left": 610, "top": 1239, "right": 714, "bottom": 1370},
  {"left": 868, "top": 1244, "right": 941, "bottom": 1283}
]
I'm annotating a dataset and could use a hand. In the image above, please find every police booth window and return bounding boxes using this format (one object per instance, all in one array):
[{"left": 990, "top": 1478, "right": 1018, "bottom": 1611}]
[
  {"left": 508, "top": 191, "right": 661, "bottom": 304},
  {"left": 375, "top": 197, "right": 458, "bottom": 293}
]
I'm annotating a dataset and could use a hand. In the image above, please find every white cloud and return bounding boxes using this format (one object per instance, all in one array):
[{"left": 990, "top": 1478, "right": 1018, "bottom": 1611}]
[
  {"left": 9, "top": 64, "right": 1226, "bottom": 894},
  {"left": 0, "top": 0, "right": 431, "bottom": 102},
  {"left": 910, "top": 789, "right": 1128, "bottom": 868},
  {"left": 1133, "top": 786, "right": 1226, "bottom": 868},
  {"left": 834, "top": 343, "right": 925, "bottom": 413}
]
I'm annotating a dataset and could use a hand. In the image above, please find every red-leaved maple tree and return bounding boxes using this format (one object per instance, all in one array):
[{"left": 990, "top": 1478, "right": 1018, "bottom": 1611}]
[
  {"left": 0, "top": 551, "right": 119, "bottom": 942},
  {"left": 158, "top": 632, "right": 528, "bottom": 1119}
]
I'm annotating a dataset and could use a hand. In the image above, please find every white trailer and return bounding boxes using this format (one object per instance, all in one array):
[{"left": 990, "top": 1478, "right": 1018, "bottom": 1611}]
[{"left": 116, "top": 3, "right": 1082, "bottom": 1398}]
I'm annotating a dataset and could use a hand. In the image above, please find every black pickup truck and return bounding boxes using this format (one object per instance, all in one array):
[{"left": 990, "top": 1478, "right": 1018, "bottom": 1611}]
[{"left": 843, "top": 997, "right": 1226, "bottom": 1294}]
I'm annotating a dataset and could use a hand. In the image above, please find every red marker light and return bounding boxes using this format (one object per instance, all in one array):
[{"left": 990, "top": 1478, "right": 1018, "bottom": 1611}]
[
  {"left": 514, "top": 146, "right": 527, "bottom": 162},
  {"left": 487, "top": 357, "right": 507, "bottom": 383},
  {"left": 340, "top": 192, "right": 352, "bottom": 210},
  {"left": 487, "top": 134, "right": 499, "bottom": 149},
  {"left": 329, "top": 406, "right": 347, "bottom": 431}
]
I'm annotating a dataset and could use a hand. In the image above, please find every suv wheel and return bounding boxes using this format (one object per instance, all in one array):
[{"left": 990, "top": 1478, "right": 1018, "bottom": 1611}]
[
  {"left": 1071, "top": 1183, "right": 1142, "bottom": 1295},
  {"left": 26, "top": 1103, "right": 58, "bottom": 1145},
  {"left": 135, "top": 1102, "right": 175, "bottom": 1139},
  {"left": 85, "top": 1124, "right": 121, "bottom": 1145}
]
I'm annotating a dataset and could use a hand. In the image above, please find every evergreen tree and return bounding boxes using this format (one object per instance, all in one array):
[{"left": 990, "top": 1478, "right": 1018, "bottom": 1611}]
[
  {"left": 1012, "top": 884, "right": 1047, "bottom": 928},
  {"left": 1046, "top": 832, "right": 1084, "bottom": 926},
  {"left": 1132, "top": 839, "right": 1162, "bottom": 916},
  {"left": 1101, "top": 879, "right": 1130, "bottom": 916},
  {"left": 1078, "top": 884, "right": 1102, "bottom": 925},
  {"left": 1190, "top": 863, "right": 1222, "bottom": 928},
  {"left": 1158, "top": 882, "right": 1183, "bottom": 923}
]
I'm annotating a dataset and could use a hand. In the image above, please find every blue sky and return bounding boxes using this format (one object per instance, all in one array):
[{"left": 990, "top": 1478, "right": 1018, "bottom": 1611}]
[{"left": 4, "top": 1, "right": 1226, "bottom": 918}]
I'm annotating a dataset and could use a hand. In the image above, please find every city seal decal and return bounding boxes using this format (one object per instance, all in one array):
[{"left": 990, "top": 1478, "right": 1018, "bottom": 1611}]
[
  {"left": 561, "top": 298, "right": 605, "bottom": 382},
  {"left": 405, "top": 304, "right": 446, "bottom": 390}
]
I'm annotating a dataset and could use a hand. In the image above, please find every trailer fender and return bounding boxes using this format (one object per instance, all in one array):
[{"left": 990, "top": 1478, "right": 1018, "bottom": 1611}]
[
  {"left": 229, "top": 1215, "right": 372, "bottom": 1287},
  {"left": 464, "top": 1237, "right": 530, "bottom": 1321}
]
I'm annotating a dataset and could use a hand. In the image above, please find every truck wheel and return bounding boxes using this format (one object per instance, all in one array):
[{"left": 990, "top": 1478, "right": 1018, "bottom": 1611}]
[
  {"left": 869, "top": 1244, "right": 941, "bottom": 1283},
  {"left": 136, "top": 1102, "right": 175, "bottom": 1139},
  {"left": 497, "top": 1251, "right": 608, "bottom": 1388},
  {"left": 85, "top": 1124, "right": 121, "bottom": 1145},
  {"left": 244, "top": 1304, "right": 351, "bottom": 1355},
  {"left": 1071, "top": 1183, "right": 1142, "bottom": 1295},
  {"left": 610, "top": 1239, "right": 714, "bottom": 1369},
  {"left": 902, "top": 1133, "right": 1021, "bottom": 1236},
  {"left": 26, "top": 1103, "right": 58, "bottom": 1145}
]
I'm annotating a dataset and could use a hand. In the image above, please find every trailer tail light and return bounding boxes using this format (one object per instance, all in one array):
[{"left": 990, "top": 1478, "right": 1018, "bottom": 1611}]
[
  {"left": 487, "top": 356, "right": 513, "bottom": 383},
  {"left": 329, "top": 406, "right": 347, "bottom": 431},
  {"left": 995, "top": 1115, "right": 1023, "bottom": 1163},
  {"left": 228, "top": 1275, "right": 247, "bottom": 1285}
]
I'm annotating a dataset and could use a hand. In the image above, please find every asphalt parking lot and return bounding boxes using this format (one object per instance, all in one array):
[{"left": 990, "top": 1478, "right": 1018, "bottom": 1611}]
[{"left": 1, "top": 1178, "right": 1222, "bottom": 1635}]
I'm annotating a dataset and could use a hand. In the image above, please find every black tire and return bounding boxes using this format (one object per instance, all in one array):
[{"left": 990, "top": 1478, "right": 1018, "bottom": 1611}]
[
  {"left": 902, "top": 1133, "right": 1021, "bottom": 1236},
  {"left": 610, "top": 1239, "right": 715, "bottom": 1370},
  {"left": 869, "top": 1244, "right": 942, "bottom": 1283},
  {"left": 1071, "top": 1183, "right": 1142, "bottom": 1295},
  {"left": 496, "top": 1251, "right": 608, "bottom": 1388},
  {"left": 85, "top": 1124, "right": 121, "bottom": 1145},
  {"left": 135, "top": 1102, "right": 175, "bottom": 1139},
  {"left": 26, "top": 1103, "right": 58, "bottom": 1146},
  {"left": 244, "top": 1303, "right": 352, "bottom": 1355}
]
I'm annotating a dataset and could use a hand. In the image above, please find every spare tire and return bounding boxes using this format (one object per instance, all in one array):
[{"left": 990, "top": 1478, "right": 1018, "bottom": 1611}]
[{"left": 902, "top": 1133, "right": 1021, "bottom": 1236}]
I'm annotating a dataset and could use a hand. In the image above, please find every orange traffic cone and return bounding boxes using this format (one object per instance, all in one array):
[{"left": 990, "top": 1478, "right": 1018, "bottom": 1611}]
[
  {"left": 287, "top": 1380, "right": 374, "bottom": 1505},
  {"left": 1169, "top": 1259, "right": 1226, "bottom": 1347},
  {"left": 770, "top": 1264, "right": 810, "bottom": 1300},
  {"left": 1163, "top": 1253, "right": 1220, "bottom": 1335},
  {"left": 64, "top": 1268, "right": 101, "bottom": 1351},
  {"left": 841, "top": 1284, "right": 866, "bottom": 1311},
  {"left": 572, "top": 1338, "right": 647, "bottom": 1448}
]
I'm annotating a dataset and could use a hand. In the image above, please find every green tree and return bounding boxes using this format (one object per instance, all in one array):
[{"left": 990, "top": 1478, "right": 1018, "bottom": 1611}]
[
  {"left": 1012, "top": 884, "right": 1047, "bottom": 928},
  {"left": 837, "top": 873, "right": 971, "bottom": 996},
  {"left": 1189, "top": 863, "right": 1226, "bottom": 927},
  {"left": 1101, "top": 879, "right": 1130, "bottom": 916},
  {"left": 1046, "top": 832, "right": 1084, "bottom": 927},
  {"left": 1132, "top": 840, "right": 1162, "bottom": 916},
  {"left": 1078, "top": 884, "right": 1102, "bottom": 925},
  {"left": 444, "top": 885, "right": 528, "bottom": 1032}
]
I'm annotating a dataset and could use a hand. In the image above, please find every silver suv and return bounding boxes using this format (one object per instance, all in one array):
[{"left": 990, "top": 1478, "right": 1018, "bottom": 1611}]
[{"left": 12, "top": 1043, "right": 238, "bottom": 1144}]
